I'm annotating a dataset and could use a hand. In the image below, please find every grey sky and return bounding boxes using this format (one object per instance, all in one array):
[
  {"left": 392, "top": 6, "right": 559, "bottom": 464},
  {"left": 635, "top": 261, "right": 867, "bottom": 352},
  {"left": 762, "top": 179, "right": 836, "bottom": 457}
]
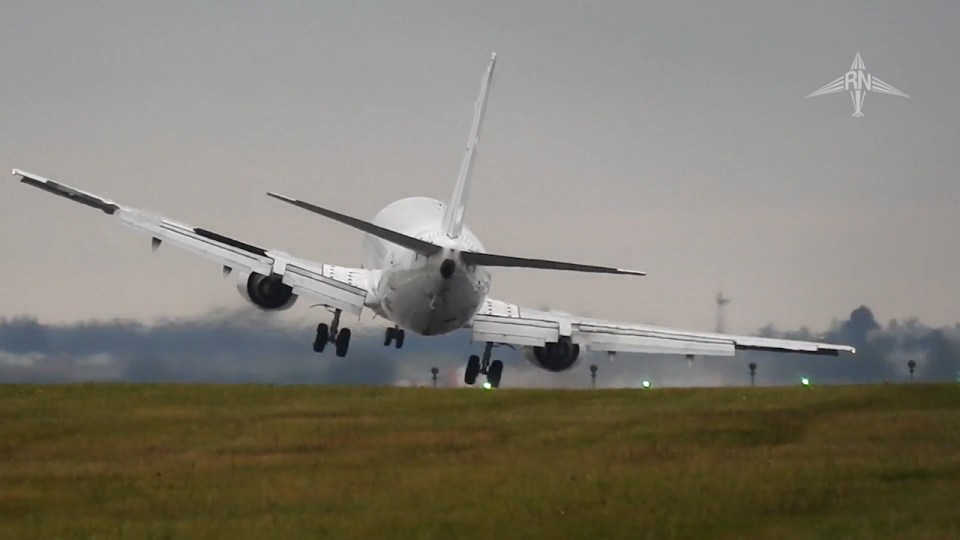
[{"left": 1, "top": 0, "right": 958, "bottom": 333}]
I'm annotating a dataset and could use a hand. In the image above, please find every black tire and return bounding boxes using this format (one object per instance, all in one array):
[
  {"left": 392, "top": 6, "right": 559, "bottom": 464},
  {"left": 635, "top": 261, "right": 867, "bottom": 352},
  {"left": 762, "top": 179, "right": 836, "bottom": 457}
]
[
  {"left": 384, "top": 327, "right": 394, "bottom": 347},
  {"left": 313, "top": 323, "right": 329, "bottom": 353},
  {"left": 335, "top": 328, "right": 351, "bottom": 357},
  {"left": 395, "top": 329, "right": 405, "bottom": 349},
  {"left": 487, "top": 360, "right": 504, "bottom": 388},
  {"left": 464, "top": 355, "right": 481, "bottom": 385}
]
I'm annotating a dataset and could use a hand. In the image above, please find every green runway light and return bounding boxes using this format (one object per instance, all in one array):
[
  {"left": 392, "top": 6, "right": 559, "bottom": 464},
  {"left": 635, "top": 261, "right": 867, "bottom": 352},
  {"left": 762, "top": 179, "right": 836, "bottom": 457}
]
[
  {"left": 641, "top": 380, "right": 651, "bottom": 389},
  {"left": 800, "top": 377, "right": 811, "bottom": 386},
  {"left": 482, "top": 382, "right": 492, "bottom": 390}
]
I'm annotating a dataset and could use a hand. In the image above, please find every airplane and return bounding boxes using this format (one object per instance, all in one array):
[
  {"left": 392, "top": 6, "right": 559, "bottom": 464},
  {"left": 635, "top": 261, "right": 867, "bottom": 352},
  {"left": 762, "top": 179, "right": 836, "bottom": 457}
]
[{"left": 12, "top": 52, "right": 855, "bottom": 388}]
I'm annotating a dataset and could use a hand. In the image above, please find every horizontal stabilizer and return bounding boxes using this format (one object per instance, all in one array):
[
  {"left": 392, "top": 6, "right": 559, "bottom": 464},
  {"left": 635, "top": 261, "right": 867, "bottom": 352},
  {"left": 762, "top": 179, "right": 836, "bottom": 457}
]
[
  {"left": 267, "top": 191, "right": 642, "bottom": 276},
  {"left": 267, "top": 192, "right": 442, "bottom": 256},
  {"left": 460, "top": 251, "right": 645, "bottom": 276}
]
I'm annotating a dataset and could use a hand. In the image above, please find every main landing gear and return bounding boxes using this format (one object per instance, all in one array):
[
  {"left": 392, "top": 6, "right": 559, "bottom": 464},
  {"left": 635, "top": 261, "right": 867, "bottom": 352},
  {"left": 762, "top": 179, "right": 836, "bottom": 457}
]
[
  {"left": 464, "top": 342, "right": 504, "bottom": 388},
  {"left": 313, "top": 308, "right": 352, "bottom": 357},
  {"left": 383, "top": 326, "right": 405, "bottom": 349}
]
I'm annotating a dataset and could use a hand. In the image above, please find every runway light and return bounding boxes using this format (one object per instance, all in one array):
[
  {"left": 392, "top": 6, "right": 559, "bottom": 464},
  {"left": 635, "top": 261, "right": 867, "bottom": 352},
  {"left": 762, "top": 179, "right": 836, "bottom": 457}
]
[
  {"left": 482, "top": 382, "right": 492, "bottom": 390},
  {"left": 641, "top": 380, "right": 651, "bottom": 389},
  {"left": 800, "top": 377, "right": 811, "bottom": 386}
]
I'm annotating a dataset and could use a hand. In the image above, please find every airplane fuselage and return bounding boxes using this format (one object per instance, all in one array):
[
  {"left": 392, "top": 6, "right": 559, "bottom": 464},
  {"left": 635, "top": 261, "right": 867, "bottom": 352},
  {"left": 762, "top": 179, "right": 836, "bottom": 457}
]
[{"left": 363, "top": 197, "right": 491, "bottom": 336}]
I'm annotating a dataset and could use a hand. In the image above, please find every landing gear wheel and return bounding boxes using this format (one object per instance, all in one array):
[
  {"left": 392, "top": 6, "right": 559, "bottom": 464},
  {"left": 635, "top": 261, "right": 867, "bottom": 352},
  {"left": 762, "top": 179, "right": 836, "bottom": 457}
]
[
  {"left": 384, "top": 327, "right": 394, "bottom": 347},
  {"left": 395, "top": 329, "right": 405, "bottom": 349},
  {"left": 313, "top": 323, "right": 329, "bottom": 353},
  {"left": 464, "top": 355, "right": 481, "bottom": 385},
  {"left": 487, "top": 360, "right": 504, "bottom": 388},
  {"left": 335, "top": 328, "right": 351, "bottom": 358}
]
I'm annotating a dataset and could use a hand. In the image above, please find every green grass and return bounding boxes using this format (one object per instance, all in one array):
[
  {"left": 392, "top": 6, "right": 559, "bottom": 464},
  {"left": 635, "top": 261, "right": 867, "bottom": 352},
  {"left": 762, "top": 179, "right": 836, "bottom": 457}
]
[{"left": 1, "top": 384, "right": 959, "bottom": 539}]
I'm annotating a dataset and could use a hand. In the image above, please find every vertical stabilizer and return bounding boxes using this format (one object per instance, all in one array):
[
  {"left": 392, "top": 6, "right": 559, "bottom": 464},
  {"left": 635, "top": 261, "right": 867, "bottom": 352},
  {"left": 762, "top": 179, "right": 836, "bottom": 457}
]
[{"left": 441, "top": 52, "right": 497, "bottom": 239}]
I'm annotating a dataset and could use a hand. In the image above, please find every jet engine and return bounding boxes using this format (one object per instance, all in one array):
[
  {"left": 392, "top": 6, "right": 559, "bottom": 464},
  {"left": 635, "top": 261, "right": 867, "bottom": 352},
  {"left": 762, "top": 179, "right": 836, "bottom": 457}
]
[
  {"left": 236, "top": 272, "right": 298, "bottom": 311},
  {"left": 522, "top": 336, "right": 581, "bottom": 372}
]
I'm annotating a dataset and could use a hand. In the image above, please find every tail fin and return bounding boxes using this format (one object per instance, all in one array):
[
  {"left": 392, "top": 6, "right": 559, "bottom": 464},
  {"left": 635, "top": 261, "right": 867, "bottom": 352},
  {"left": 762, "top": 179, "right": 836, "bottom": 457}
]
[{"left": 441, "top": 52, "right": 497, "bottom": 239}]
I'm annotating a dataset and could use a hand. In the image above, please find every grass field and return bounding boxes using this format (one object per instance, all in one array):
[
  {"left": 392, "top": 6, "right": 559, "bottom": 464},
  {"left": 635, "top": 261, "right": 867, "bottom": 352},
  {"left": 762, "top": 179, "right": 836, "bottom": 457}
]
[{"left": 1, "top": 384, "right": 958, "bottom": 539}]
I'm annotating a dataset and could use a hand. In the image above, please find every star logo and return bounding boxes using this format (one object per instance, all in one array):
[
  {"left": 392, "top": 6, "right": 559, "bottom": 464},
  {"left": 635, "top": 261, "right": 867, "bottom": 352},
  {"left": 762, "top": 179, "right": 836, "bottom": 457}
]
[{"left": 806, "top": 52, "right": 909, "bottom": 117}]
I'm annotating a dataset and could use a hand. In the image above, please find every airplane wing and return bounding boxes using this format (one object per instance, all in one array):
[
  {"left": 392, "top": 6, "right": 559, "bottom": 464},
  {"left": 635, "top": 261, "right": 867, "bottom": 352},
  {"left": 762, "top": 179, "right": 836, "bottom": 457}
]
[
  {"left": 470, "top": 297, "right": 856, "bottom": 357},
  {"left": 13, "top": 169, "right": 373, "bottom": 316}
]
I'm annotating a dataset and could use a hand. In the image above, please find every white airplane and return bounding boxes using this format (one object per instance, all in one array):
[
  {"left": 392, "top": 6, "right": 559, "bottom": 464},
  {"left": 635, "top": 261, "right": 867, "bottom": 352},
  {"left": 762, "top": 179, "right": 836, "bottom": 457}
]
[{"left": 12, "top": 53, "right": 855, "bottom": 388}]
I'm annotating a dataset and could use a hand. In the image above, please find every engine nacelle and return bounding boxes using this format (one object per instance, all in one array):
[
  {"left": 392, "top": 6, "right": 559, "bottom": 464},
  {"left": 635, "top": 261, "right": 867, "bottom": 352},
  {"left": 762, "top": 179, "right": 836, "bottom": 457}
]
[
  {"left": 236, "top": 272, "right": 298, "bottom": 311},
  {"left": 522, "top": 336, "right": 581, "bottom": 372}
]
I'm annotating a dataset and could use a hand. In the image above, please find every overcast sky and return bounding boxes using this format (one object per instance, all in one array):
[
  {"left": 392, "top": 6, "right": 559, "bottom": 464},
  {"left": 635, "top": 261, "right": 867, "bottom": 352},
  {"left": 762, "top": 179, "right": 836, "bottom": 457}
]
[{"left": 1, "top": 0, "right": 958, "bottom": 334}]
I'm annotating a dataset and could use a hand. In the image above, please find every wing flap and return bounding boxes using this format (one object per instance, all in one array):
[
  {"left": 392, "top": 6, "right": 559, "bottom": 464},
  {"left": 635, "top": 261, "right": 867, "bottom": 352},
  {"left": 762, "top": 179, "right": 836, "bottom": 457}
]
[
  {"left": 581, "top": 335, "right": 736, "bottom": 356},
  {"left": 472, "top": 315, "right": 558, "bottom": 347},
  {"left": 281, "top": 262, "right": 369, "bottom": 315}
]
